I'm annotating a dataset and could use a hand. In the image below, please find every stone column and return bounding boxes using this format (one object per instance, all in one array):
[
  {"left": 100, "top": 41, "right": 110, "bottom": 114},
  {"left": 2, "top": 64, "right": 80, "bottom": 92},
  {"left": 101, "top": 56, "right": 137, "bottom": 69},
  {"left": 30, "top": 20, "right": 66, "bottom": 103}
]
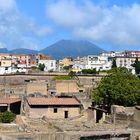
[
  {"left": 7, "top": 104, "right": 10, "bottom": 111},
  {"left": 102, "top": 112, "right": 106, "bottom": 122},
  {"left": 93, "top": 110, "right": 96, "bottom": 123}
]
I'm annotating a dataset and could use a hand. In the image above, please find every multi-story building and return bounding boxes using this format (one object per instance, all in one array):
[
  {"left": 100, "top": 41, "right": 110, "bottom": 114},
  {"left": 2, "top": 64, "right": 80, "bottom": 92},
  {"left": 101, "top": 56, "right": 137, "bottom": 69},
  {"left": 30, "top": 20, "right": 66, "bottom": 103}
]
[
  {"left": 114, "top": 56, "right": 139, "bottom": 73},
  {"left": 123, "top": 51, "right": 140, "bottom": 57},
  {"left": 101, "top": 51, "right": 124, "bottom": 57},
  {"left": 0, "top": 54, "right": 40, "bottom": 74},
  {"left": 86, "top": 55, "right": 112, "bottom": 71},
  {"left": 101, "top": 51, "right": 140, "bottom": 74},
  {"left": 38, "top": 53, "right": 52, "bottom": 60},
  {"left": 72, "top": 55, "right": 112, "bottom": 72},
  {"left": 39, "top": 59, "right": 56, "bottom": 72},
  {"left": 72, "top": 56, "right": 87, "bottom": 72},
  {"left": 58, "top": 57, "right": 73, "bottom": 71},
  {"left": 0, "top": 55, "right": 12, "bottom": 74},
  {"left": 101, "top": 51, "right": 140, "bottom": 58}
]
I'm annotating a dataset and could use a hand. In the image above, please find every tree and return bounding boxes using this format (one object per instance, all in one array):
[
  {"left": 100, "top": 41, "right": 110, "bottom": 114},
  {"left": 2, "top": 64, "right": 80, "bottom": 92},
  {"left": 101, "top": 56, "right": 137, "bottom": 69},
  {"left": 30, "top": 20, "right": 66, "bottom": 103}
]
[
  {"left": 63, "top": 66, "right": 70, "bottom": 71},
  {"left": 1, "top": 111, "right": 16, "bottom": 123},
  {"left": 81, "top": 69, "right": 97, "bottom": 74},
  {"left": 68, "top": 71, "right": 76, "bottom": 78},
  {"left": 38, "top": 63, "right": 45, "bottom": 71},
  {"left": 93, "top": 67, "right": 140, "bottom": 107},
  {"left": 112, "top": 59, "right": 117, "bottom": 68},
  {"left": 132, "top": 58, "right": 140, "bottom": 74},
  {"left": 107, "top": 67, "right": 128, "bottom": 74}
]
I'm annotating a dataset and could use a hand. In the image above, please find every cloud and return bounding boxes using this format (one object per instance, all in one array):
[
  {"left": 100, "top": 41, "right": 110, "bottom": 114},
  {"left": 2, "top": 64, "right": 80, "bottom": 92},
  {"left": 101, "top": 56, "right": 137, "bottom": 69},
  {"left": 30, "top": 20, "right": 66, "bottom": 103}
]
[
  {"left": 46, "top": 0, "right": 140, "bottom": 47},
  {"left": 0, "top": 0, "right": 52, "bottom": 50},
  {"left": 0, "top": 42, "right": 6, "bottom": 48},
  {"left": 28, "top": 22, "right": 53, "bottom": 37},
  {"left": 0, "top": 0, "right": 17, "bottom": 12}
]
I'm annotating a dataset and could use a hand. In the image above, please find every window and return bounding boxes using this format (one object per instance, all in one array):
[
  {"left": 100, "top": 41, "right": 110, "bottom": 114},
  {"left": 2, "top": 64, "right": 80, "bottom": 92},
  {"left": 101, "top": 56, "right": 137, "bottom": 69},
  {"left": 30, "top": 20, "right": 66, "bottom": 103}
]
[{"left": 54, "top": 108, "right": 57, "bottom": 113}]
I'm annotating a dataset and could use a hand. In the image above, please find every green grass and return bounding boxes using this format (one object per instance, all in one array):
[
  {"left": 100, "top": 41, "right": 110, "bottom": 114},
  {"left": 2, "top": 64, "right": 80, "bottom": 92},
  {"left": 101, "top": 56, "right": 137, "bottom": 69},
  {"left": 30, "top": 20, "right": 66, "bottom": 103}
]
[{"left": 54, "top": 75, "right": 73, "bottom": 80}]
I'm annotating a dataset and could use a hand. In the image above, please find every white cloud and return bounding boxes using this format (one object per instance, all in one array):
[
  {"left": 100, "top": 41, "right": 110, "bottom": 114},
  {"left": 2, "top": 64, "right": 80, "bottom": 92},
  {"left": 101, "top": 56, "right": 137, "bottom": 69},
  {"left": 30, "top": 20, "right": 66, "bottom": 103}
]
[
  {"left": 0, "top": 42, "right": 6, "bottom": 48},
  {"left": 0, "top": 0, "right": 52, "bottom": 50},
  {"left": 46, "top": 0, "right": 140, "bottom": 46},
  {"left": 28, "top": 22, "right": 53, "bottom": 37},
  {"left": 0, "top": 0, "right": 17, "bottom": 12},
  {"left": 46, "top": 1, "right": 87, "bottom": 28},
  {"left": 18, "top": 37, "right": 41, "bottom": 50}
]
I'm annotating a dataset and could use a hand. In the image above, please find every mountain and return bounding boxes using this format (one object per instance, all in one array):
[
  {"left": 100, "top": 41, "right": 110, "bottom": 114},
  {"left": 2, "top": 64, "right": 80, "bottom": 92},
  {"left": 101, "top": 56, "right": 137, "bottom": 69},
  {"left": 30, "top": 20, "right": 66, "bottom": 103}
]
[
  {"left": 0, "top": 48, "right": 8, "bottom": 53},
  {"left": 0, "top": 40, "right": 106, "bottom": 59},
  {"left": 9, "top": 48, "right": 38, "bottom": 55},
  {"left": 40, "top": 40, "right": 105, "bottom": 59}
]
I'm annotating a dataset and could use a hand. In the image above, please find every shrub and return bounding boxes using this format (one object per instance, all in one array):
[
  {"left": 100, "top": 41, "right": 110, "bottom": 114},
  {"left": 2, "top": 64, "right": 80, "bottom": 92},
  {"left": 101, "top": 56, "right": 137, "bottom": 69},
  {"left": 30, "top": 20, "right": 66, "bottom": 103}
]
[
  {"left": 1, "top": 111, "right": 16, "bottom": 123},
  {"left": 68, "top": 71, "right": 76, "bottom": 78},
  {"left": 38, "top": 63, "right": 45, "bottom": 71},
  {"left": 0, "top": 113, "right": 2, "bottom": 122},
  {"left": 31, "top": 66, "right": 37, "bottom": 69},
  {"left": 81, "top": 68, "right": 98, "bottom": 74}
]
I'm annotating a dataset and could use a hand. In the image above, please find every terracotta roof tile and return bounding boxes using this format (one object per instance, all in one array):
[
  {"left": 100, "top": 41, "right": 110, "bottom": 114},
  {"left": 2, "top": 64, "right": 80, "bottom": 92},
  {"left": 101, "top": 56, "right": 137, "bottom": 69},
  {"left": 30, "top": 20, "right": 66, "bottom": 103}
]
[
  {"left": 0, "top": 98, "right": 21, "bottom": 104},
  {"left": 27, "top": 97, "right": 81, "bottom": 106}
]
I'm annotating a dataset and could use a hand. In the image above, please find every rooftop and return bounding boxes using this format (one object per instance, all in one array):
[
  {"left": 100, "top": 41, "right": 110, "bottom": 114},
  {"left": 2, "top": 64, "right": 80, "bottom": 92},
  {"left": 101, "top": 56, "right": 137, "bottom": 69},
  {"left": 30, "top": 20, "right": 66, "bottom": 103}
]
[
  {"left": 0, "top": 98, "right": 21, "bottom": 104},
  {"left": 27, "top": 97, "right": 81, "bottom": 106}
]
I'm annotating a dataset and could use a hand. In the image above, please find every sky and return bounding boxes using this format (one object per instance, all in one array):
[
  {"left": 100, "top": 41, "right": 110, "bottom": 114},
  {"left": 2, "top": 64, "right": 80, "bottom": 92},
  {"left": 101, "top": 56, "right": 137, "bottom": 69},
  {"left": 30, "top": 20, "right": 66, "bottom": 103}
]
[{"left": 0, "top": 0, "right": 140, "bottom": 51}]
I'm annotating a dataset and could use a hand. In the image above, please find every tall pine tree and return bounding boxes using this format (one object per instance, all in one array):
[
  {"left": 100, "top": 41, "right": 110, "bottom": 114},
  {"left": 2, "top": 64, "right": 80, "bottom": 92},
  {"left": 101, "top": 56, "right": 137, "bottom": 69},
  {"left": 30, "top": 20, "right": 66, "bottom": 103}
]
[
  {"left": 132, "top": 58, "right": 140, "bottom": 74},
  {"left": 112, "top": 59, "right": 117, "bottom": 68}
]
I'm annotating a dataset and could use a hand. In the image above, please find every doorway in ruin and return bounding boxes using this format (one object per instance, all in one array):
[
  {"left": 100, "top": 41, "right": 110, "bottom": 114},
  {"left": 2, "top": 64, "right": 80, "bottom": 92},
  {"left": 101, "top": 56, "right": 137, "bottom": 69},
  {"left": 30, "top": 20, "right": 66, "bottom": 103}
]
[{"left": 96, "top": 109, "right": 103, "bottom": 123}]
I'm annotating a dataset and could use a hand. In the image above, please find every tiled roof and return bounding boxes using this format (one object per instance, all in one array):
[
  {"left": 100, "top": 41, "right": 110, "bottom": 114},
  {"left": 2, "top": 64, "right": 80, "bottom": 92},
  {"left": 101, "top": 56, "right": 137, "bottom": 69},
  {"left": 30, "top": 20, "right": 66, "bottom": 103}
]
[
  {"left": 27, "top": 97, "right": 81, "bottom": 106},
  {"left": 0, "top": 98, "right": 21, "bottom": 104}
]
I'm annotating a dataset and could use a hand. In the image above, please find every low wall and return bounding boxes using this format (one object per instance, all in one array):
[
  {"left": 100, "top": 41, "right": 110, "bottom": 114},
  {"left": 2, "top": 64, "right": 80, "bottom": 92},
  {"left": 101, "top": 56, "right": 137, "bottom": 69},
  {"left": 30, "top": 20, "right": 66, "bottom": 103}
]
[{"left": 5, "top": 131, "right": 131, "bottom": 140}]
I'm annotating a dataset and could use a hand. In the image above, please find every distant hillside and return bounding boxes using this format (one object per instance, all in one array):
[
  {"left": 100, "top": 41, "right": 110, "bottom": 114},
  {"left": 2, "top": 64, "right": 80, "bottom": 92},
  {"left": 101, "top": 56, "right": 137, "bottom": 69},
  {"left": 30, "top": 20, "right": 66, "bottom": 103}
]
[
  {"left": 9, "top": 48, "right": 38, "bottom": 55},
  {"left": 0, "top": 48, "right": 8, "bottom": 53},
  {"left": 40, "top": 40, "right": 105, "bottom": 59}
]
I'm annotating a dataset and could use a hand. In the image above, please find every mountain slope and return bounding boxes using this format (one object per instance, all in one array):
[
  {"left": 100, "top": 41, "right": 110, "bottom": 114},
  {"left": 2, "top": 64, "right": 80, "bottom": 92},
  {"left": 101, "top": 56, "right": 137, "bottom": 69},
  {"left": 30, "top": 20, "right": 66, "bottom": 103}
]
[
  {"left": 9, "top": 48, "right": 38, "bottom": 55},
  {"left": 40, "top": 40, "right": 105, "bottom": 59},
  {"left": 0, "top": 48, "right": 8, "bottom": 53}
]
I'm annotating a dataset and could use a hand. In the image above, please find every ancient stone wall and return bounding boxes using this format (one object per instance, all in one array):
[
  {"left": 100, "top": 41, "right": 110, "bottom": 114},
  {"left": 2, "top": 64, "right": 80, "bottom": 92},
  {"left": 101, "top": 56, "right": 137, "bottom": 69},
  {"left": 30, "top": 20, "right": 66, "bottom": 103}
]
[
  {"left": 26, "top": 81, "right": 48, "bottom": 95},
  {"left": 29, "top": 106, "right": 80, "bottom": 119},
  {"left": 111, "top": 105, "right": 134, "bottom": 124},
  {"left": 56, "top": 80, "right": 79, "bottom": 94}
]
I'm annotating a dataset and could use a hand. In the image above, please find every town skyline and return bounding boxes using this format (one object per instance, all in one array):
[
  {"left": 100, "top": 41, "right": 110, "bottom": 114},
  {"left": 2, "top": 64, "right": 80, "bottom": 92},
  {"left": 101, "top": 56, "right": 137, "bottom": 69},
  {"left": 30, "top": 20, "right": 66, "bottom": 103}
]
[{"left": 0, "top": 0, "right": 140, "bottom": 51}]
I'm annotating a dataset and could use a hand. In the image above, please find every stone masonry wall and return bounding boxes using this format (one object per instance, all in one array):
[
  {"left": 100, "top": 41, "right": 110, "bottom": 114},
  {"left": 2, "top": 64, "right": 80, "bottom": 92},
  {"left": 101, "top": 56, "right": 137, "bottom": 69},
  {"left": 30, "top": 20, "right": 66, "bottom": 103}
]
[
  {"left": 56, "top": 80, "right": 79, "bottom": 94},
  {"left": 29, "top": 107, "right": 80, "bottom": 119},
  {"left": 26, "top": 81, "right": 48, "bottom": 95}
]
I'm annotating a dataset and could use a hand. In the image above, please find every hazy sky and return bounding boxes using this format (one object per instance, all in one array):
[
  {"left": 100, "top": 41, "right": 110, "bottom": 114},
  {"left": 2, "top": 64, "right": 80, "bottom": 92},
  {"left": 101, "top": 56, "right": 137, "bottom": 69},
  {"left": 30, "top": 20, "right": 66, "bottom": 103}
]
[{"left": 0, "top": 0, "right": 140, "bottom": 51}]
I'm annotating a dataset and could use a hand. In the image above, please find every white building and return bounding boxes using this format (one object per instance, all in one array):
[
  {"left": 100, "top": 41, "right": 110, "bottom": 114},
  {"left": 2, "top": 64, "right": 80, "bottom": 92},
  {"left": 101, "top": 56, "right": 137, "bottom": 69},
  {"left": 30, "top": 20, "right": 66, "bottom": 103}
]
[
  {"left": 101, "top": 51, "right": 124, "bottom": 57},
  {"left": 86, "top": 55, "right": 112, "bottom": 71},
  {"left": 115, "top": 57, "right": 139, "bottom": 73},
  {"left": 0, "top": 67, "right": 11, "bottom": 75},
  {"left": 72, "top": 57, "right": 87, "bottom": 72},
  {"left": 39, "top": 60, "right": 56, "bottom": 72},
  {"left": 72, "top": 55, "right": 112, "bottom": 72}
]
